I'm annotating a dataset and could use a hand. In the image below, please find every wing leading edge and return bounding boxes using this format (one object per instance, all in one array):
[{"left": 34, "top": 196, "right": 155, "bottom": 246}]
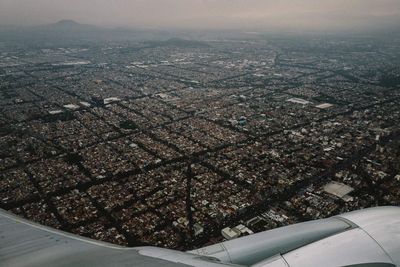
[
  {"left": 0, "top": 209, "right": 231, "bottom": 267},
  {"left": 1, "top": 207, "right": 400, "bottom": 267}
]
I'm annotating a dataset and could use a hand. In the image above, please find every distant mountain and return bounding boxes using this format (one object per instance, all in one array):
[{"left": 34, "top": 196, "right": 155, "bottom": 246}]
[
  {"left": 0, "top": 20, "right": 153, "bottom": 45},
  {"left": 0, "top": 20, "right": 209, "bottom": 46},
  {"left": 31, "top": 19, "right": 100, "bottom": 33},
  {"left": 53, "top": 20, "right": 81, "bottom": 26}
]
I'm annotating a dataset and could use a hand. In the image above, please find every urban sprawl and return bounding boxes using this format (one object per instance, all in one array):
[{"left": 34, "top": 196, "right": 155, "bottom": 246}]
[{"left": 1, "top": 34, "right": 400, "bottom": 249}]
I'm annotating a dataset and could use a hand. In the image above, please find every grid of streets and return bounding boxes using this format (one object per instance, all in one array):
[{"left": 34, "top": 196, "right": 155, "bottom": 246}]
[{"left": 1, "top": 34, "right": 400, "bottom": 249}]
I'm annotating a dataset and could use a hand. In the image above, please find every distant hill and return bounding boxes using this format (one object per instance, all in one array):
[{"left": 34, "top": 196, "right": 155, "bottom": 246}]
[
  {"left": 0, "top": 20, "right": 170, "bottom": 45},
  {"left": 32, "top": 20, "right": 100, "bottom": 32},
  {"left": 0, "top": 20, "right": 211, "bottom": 47},
  {"left": 53, "top": 20, "right": 82, "bottom": 26}
]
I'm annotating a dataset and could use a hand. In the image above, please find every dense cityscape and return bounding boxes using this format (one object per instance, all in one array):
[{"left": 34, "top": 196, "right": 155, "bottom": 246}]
[{"left": 1, "top": 27, "right": 400, "bottom": 250}]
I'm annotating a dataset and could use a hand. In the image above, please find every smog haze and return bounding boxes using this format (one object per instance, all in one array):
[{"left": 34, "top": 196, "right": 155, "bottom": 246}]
[{"left": 1, "top": 0, "right": 400, "bottom": 32}]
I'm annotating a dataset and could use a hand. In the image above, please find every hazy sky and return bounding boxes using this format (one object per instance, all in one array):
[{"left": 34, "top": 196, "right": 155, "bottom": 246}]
[{"left": 1, "top": 0, "right": 400, "bottom": 31}]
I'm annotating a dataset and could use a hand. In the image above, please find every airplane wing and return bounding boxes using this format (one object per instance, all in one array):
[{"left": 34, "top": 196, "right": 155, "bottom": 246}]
[
  {"left": 191, "top": 206, "right": 400, "bottom": 267},
  {"left": 0, "top": 209, "right": 230, "bottom": 267},
  {"left": 1, "top": 207, "right": 400, "bottom": 267}
]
